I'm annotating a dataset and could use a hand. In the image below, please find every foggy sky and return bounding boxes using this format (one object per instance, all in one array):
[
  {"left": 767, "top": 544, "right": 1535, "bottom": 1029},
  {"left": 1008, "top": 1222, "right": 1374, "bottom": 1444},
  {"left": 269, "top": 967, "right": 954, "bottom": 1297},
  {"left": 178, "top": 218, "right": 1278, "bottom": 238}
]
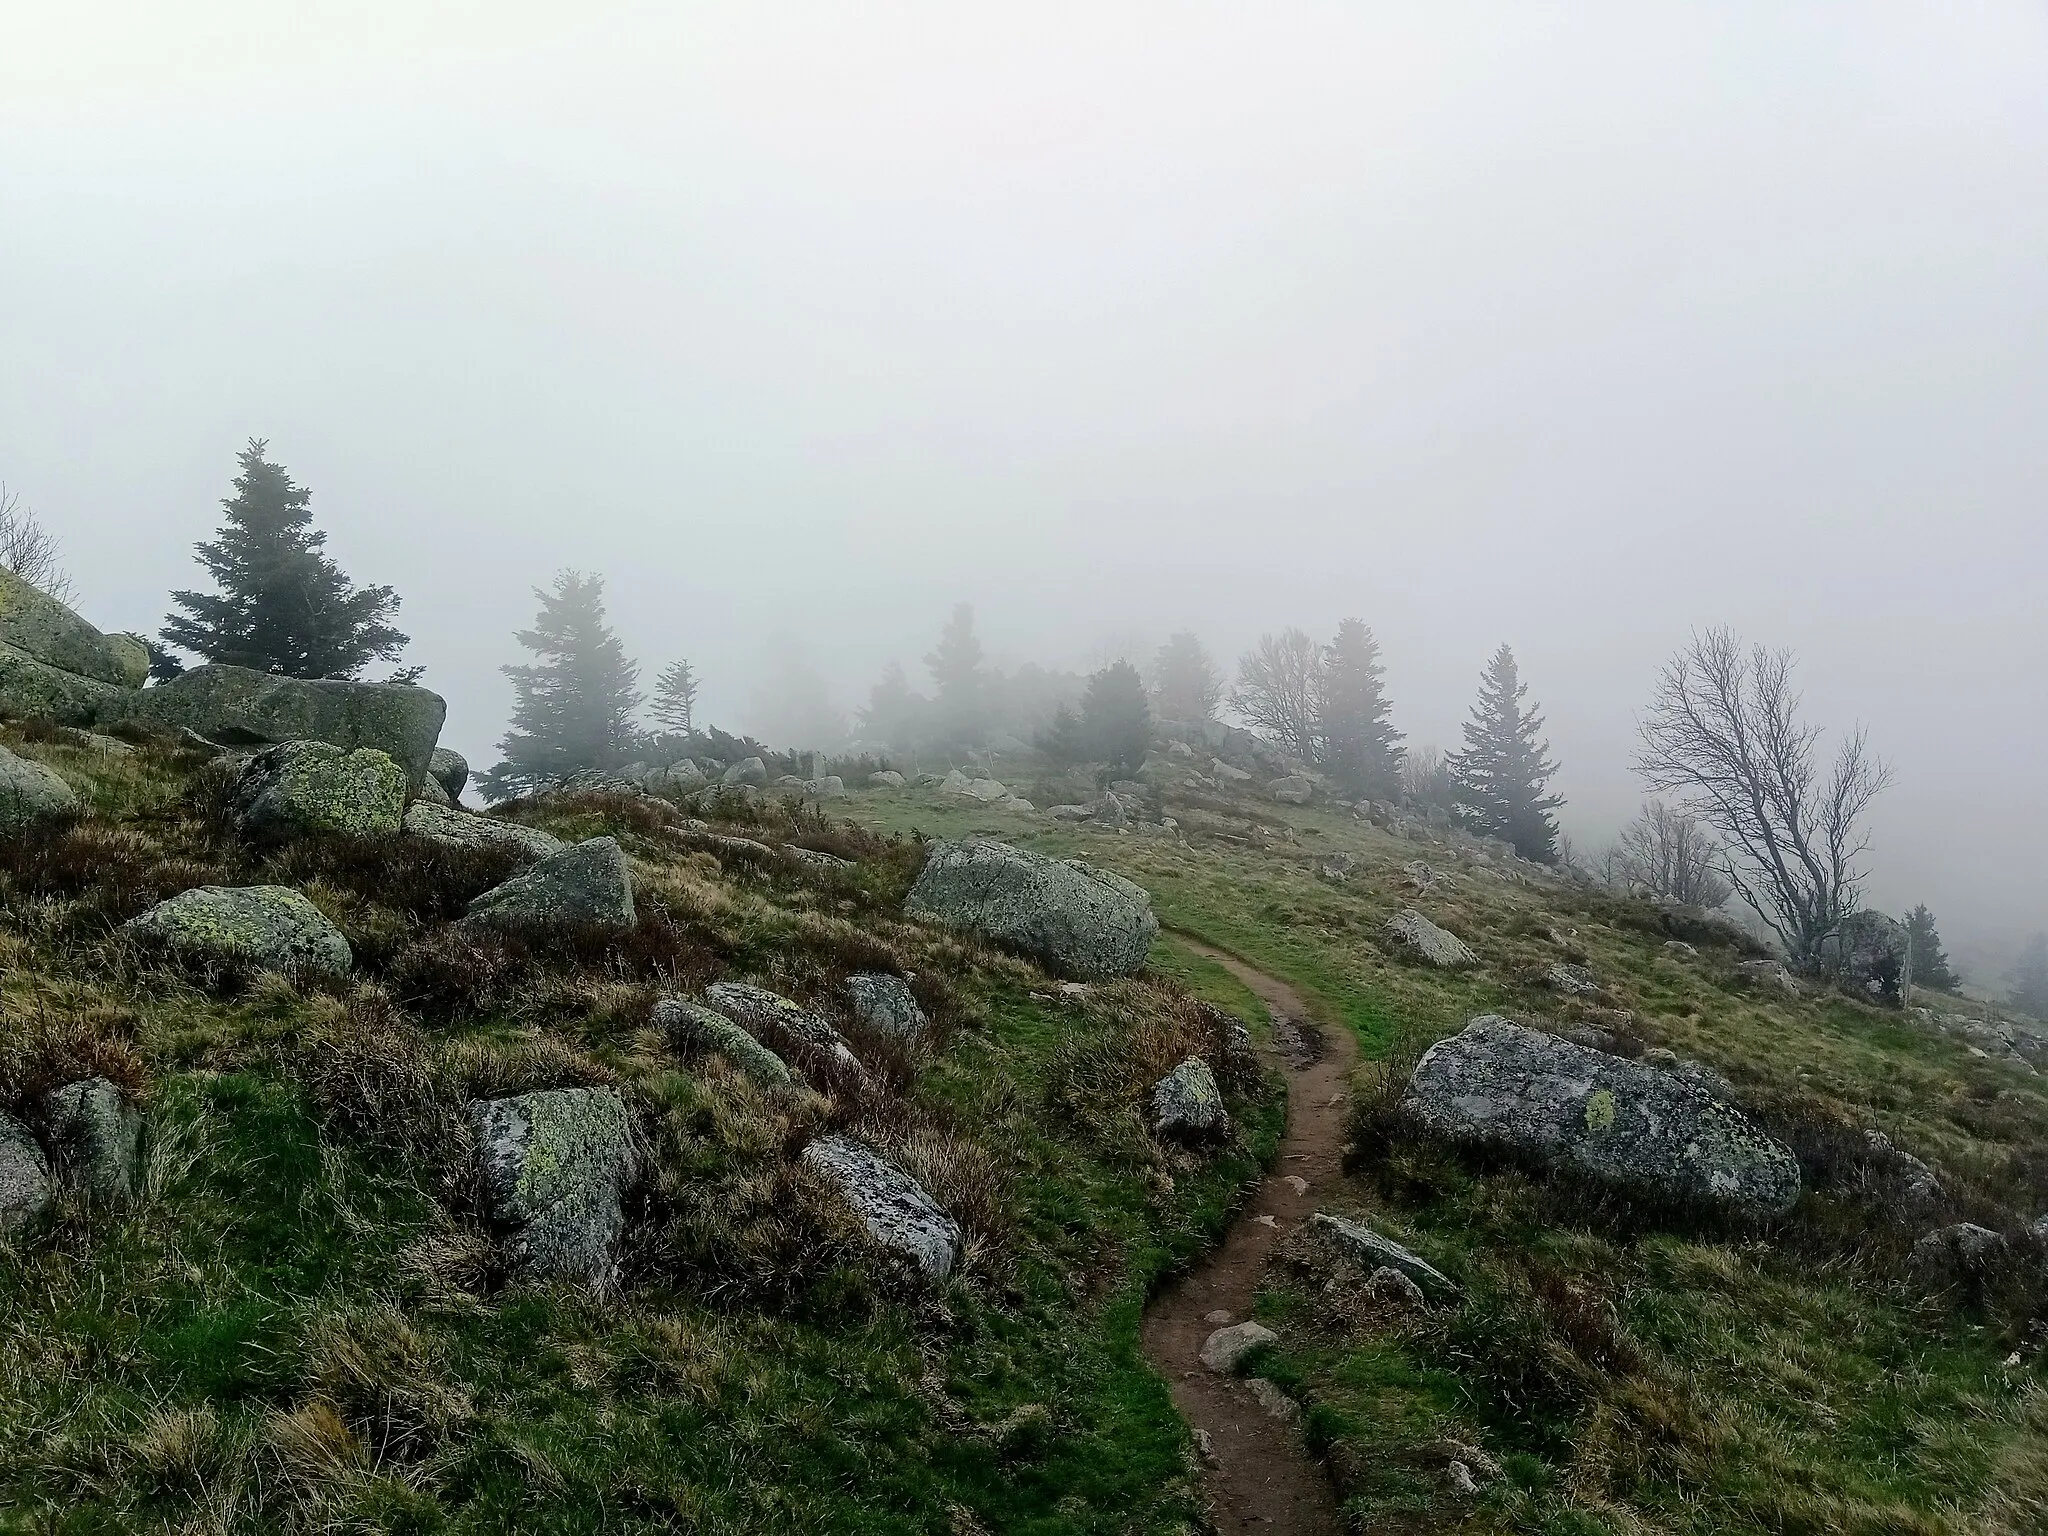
[{"left": 3, "top": 4, "right": 2045, "bottom": 959}]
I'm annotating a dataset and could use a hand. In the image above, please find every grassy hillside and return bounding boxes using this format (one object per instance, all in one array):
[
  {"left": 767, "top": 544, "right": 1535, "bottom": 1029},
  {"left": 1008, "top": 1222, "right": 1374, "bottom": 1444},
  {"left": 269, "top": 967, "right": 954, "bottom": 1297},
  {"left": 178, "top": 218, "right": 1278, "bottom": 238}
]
[
  {"left": 838, "top": 777, "right": 2048, "bottom": 1534},
  {"left": 0, "top": 725, "right": 1284, "bottom": 1535}
]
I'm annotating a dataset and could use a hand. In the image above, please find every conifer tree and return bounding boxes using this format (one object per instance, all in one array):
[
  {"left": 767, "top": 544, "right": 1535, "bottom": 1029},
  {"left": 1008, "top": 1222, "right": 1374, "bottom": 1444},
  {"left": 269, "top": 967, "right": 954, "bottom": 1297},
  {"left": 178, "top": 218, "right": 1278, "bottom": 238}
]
[
  {"left": 1319, "top": 619, "right": 1403, "bottom": 799},
  {"left": 2010, "top": 932, "right": 2048, "bottom": 1021},
  {"left": 1903, "top": 905, "right": 1960, "bottom": 990},
  {"left": 1449, "top": 644, "right": 1564, "bottom": 862},
  {"left": 859, "top": 660, "right": 926, "bottom": 753},
  {"left": 1036, "top": 703, "right": 1086, "bottom": 765},
  {"left": 925, "top": 603, "right": 986, "bottom": 746},
  {"left": 1079, "top": 660, "right": 1151, "bottom": 774},
  {"left": 479, "top": 570, "right": 643, "bottom": 800},
  {"left": 650, "top": 660, "right": 698, "bottom": 738},
  {"left": 161, "top": 440, "right": 408, "bottom": 678},
  {"left": 1152, "top": 631, "right": 1223, "bottom": 723}
]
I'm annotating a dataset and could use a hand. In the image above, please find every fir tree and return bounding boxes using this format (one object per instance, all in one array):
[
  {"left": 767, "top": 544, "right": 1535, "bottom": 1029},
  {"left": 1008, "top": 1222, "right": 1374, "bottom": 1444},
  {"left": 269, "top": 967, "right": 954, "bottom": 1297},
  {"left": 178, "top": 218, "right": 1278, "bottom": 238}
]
[
  {"left": 1152, "top": 631, "right": 1223, "bottom": 723},
  {"left": 2011, "top": 932, "right": 2048, "bottom": 1021},
  {"left": 161, "top": 440, "right": 408, "bottom": 678},
  {"left": 1903, "top": 905, "right": 1960, "bottom": 990},
  {"left": 859, "top": 660, "right": 926, "bottom": 753},
  {"left": 1319, "top": 619, "right": 1403, "bottom": 799},
  {"left": 1036, "top": 704, "right": 1086, "bottom": 765},
  {"left": 479, "top": 570, "right": 642, "bottom": 800},
  {"left": 925, "top": 603, "right": 986, "bottom": 746},
  {"left": 1449, "top": 644, "right": 1564, "bottom": 862},
  {"left": 1079, "top": 660, "right": 1151, "bottom": 774},
  {"left": 650, "top": 660, "right": 698, "bottom": 738}
]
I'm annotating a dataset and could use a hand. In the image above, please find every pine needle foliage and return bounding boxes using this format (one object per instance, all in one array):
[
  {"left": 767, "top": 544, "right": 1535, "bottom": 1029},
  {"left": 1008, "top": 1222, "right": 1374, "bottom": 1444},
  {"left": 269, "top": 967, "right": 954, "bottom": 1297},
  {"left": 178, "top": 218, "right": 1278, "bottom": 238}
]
[
  {"left": 1450, "top": 643, "right": 1563, "bottom": 862},
  {"left": 1151, "top": 632, "right": 1223, "bottom": 724},
  {"left": 1079, "top": 660, "right": 1152, "bottom": 775},
  {"left": 650, "top": 660, "right": 698, "bottom": 738},
  {"left": 1318, "top": 619, "right": 1403, "bottom": 799},
  {"left": 1903, "top": 904, "right": 1960, "bottom": 990},
  {"left": 480, "top": 570, "right": 642, "bottom": 800},
  {"left": 160, "top": 440, "right": 408, "bottom": 678},
  {"left": 924, "top": 603, "right": 986, "bottom": 747}
]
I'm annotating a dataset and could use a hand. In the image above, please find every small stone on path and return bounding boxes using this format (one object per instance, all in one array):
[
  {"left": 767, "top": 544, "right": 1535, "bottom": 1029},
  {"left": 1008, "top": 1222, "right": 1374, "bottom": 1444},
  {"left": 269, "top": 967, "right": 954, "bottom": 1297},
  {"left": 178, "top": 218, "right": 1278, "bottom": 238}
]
[
  {"left": 1283, "top": 1175, "right": 1310, "bottom": 1195},
  {"left": 1199, "top": 1321, "right": 1278, "bottom": 1373}
]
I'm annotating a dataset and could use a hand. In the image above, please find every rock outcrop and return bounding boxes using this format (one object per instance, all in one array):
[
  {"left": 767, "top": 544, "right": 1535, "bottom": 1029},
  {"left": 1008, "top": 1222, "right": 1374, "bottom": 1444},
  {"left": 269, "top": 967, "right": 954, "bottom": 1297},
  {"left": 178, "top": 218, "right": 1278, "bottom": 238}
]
[
  {"left": 43, "top": 1078, "right": 142, "bottom": 1202},
  {"left": 0, "top": 569, "right": 146, "bottom": 725},
  {"left": 1149, "top": 1057, "right": 1228, "bottom": 1138},
  {"left": 653, "top": 997, "right": 795, "bottom": 1088},
  {"left": 428, "top": 747, "right": 469, "bottom": 803},
  {"left": 102, "top": 665, "right": 446, "bottom": 790},
  {"left": 1385, "top": 909, "right": 1478, "bottom": 969},
  {"left": 846, "top": 973, "right": 927, "bottom": 1041},
  {"left": 470, "top": 1087, "right": 637, "bottom": 1287},
  {"left": 0, "top": 1111, "right": 52, "bottom": 1234},
  {"left": 465, "top": 838, "right": 635, "bottom": 930},
  {"left": 229, "top": 741, "right": 408, "bottom": 841},
  {"left": 0, "top": 745, "right": 78, "bottom": 832},
  {"left": 1818, "top": 910, "right": 1908, "bottom": 1003},
  {"left": 1404, "top": 1017, "right": 1800, "bottom": 1214},
  {"left": 124, "top": 885, "right": 353, "bottom": 977},
  {"left": 904, "top": 839, "right": 1157, "bottom": 980},
  {"left": 403, "top": 800, "right": 564, "bottom": 863},
  {"left": 802, "top": 1134, "right": 961, "bottom": 1281}
]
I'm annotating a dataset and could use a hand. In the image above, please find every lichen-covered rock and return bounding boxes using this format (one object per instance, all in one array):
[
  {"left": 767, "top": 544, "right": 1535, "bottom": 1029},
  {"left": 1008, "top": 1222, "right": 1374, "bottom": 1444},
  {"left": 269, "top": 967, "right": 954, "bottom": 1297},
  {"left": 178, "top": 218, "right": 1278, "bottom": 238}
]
[
  {"left": 100, "top": 665, "right": 446, "bottom": 790},
  {"left": 1199, "top": 1321, "right": 1277, "bottom": 1373},
  {"left": 1267, "top": 775, "right": 1314, "bottom": 805},
  {"left": 904, "top": 839, "right": 1158, "bottom": 980},
  {"left": 0, "top": 568, "right": 145, "bottom": 686},
  {"left": 124, "top": 885, "right": 352, "bottom": 977},
  {"left": 230, "top": 740, "right": 408, "bottom": 841},
  {"left": 1735, "top": 958, "right": 1802, "bottom": 998},
  {"left": 721, "top": 757, "right": 767, "bottom": 787},
  {"left": 802, "top": 1134, "right": 961, "bottom": 1281},
  {"left": 464, "top": 838, "right": 635, "bottom": 929},
  {"left": 868, "top": 770, "right": 905, "bottom": 788},
  {"left": 1911, "top": 1222, "right": 2008, "bottom": 1285},
  {"left": 43, "top": 1078, "right": 141, "bottom": 1201},
  {"left": 643, "top": 758, "right": 708, "bottom": 797},
  {"left": 469, "top": 1088, "right": 637, "bottom": 1287},
  {"left": 0, "top": 643, "right": 126, "bottom": 726},
  {"left": 0, "top": 1111, "right": 52, "bottom": 1235},
  {"left": 846, "top": 973, "right": 927, "bottom": 1041},
  {"left": 1149, "top": 1057, "right": 1228, "bottom": 1138},
  {"left": 804, "top": 776, "right": 846, "bottom": 799},
  {"left": 654, "top": 996, "right": 795, "bottom": 1088},
  {"left": 1311, "top": 1212, "right": 1459, "bottom": 1299},
  {"left": 1385, "top": 908, "right": 1478, "bottom": 969},
  {"left": 0, "top": 745, "right": 78, "bottom": 832},
  {"left": 428, "top": 746, "right": 469, "bottom": 803},
  {"left": 1547, "top": 962, "right": 1600, "bottom": 997},
  {"left": 403, "top": 799, "right": 564, "bottom": 863},
  {"left": 703, "top": 982, "right": 864, "bottom": 1081},
  {"left": 1404, "top": 1017, "right": 1800, "bottom": 1214}
]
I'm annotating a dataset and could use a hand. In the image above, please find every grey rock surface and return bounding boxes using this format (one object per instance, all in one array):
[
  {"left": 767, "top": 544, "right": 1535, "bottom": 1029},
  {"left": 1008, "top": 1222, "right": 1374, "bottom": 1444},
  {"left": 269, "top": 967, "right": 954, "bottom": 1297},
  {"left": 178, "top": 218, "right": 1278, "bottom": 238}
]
[
  {"left": 803, "top": 1134, "right": 961, "bottom": 1281},
  {"left": 1199, "top": 1321, "right": 1277, "bottom": 1373},
  {"left": 1312, "top": 1212, "right": 1459, "bottom": 1299},
  {"left": 428, "top": 746, "right": 469, "bottom": 802},
  {"left": 0, "top": 1111, "right": 52, "bottom": 1235},
  {"left": 470, "top": 1087, "right": 637, "bottom": 1287},
  {"left": 465, "top": 838, "right": 635, "bottom": 929},
  {"left": 1819, "top": 910, "right": 1909, "bottom": 1002},
  {"left": 1404, "top": 1016, "right": 1801, "bottom": 1214},
  {"left": 1911, "top": 1222, "right": 2008, "bottom": 1283},
  {"left": 0, "top": 568, "right": 146, "bottom": 685},
  {"left": 846, "top": 973, "right": 928, "bottom": 1041},
  {"left": 230, "top": 740, "right": 408, "bottom": 841},
  {"left": 101, "top": 665, "right": 445, "bottom": 790},
  {"left": 703, "top": 981, "right": 864, "bottom": 1081},
  {"left": 1547, "top": 962, "right": 1600, "bottom": 997},
  {"left": 43, "top": 1078, "right": 142, "bottom": 1201},
  {"left": 0, "top": 745, "right": 78, "bottom": 832},
  {"left": 653, "top": 996, "right": 795, "bottom": 1088},
  {"left": 721, "top": 757, "right": 768, "bottom": 787},
  {"left": 1267, "top": 775, "right": 1314, "bottom": 805},
  {"left": 413, "top": 772, "right": 454, "bottom": 808},
  {"left": 0, "top": 644, "right": 126, "bottom": 728},
  {"left": 124, "top": 885, "right": 353, "bottom": 976},
  {"left": 1366, "top": 1265, "right": 1427, "bottom": 1309},
  {"left": 1735, "top": 958, "right": 1802, "bottom": 998},
  {"left": 868, "top": 769, "right": 906, "bottom": 787},
  {"left": 403, "top": 800, "right": 565, "bottom": 863},
  {"left": 905, "top": 838, "right": 1158, "bottom": 980},
  {"left": 1149, "top": 1057, "right": 1228, "bottom": 1138},
  {"left": 1385, "top": 908, "right": 1479, "bottom": 969}
]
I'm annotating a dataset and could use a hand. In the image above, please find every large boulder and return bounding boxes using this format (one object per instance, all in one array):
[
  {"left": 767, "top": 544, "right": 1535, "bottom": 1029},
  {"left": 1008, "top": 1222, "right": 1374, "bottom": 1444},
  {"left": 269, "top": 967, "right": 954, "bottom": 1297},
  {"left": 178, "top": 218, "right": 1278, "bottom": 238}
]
[
  {"left": 469, "top": 1087, "right": 637, "bottom": 1287},
  {"left": 904, "top": 839, "right": 1157, "bottom": 980},
  {"left": 1385, "top": 908, "right": 1478, "bottom": 969},
  {"left": 0, "top": 568, "right": 146, "bottom": 687},
  {"left": 702, "top": 982, "right": 864, "bottom": 1082},
  {"left": 0, "top": 1111, "right": 52, "bottom": 1235},
  {"left": 229, "top": 741, "right": 408, "bottom": 841},
  {"left": 1268, "top": 775, "right": 1314, "bottom": 805},
  {"left": 0, "top": 647, "right": 127, "bottom": 727},
  {"left": 802, "top": 1134, "right": 961, "bottom": 1282},
  {"left": 846, "top": 973, "right": 927, "bottom": 1041},
  {"left": 1818, "top": 910, "right": 1908, "bottom": 1003},
  {"left": 43, "top": 1078, "right": 142, "bottom": 1202},
  {"left": 643, "top": 758, "right": 708, "bottom": 798},
  {"left": 403, "top": 800, "right": 564, "bottom": 864},
  {"left": 101, "top": 665, "right": 446, "bottom": 790},
  {"left": 721, "top": 757, "right": 768, "bottom": 788},
  {"left": 124, "top": 885, "right": 352, "bottom": 977},
  {"left": 1149, "top": 1057, "right": 1228, "bottom": 1138},
  {"left": 653, "top": 997, "right": 795, "bottom": 1088},
  {"left": 464, "top": 838, "right": 635, "bottom": 930},
  {"left": 1404, "top": 1017, "right": 1799, "bottom": 1215},
  {"left": 428, "top": 747, "right": 469, "bottom": 803},
  {"left": 0, "top": 746, "right": 78, "bottom": 832}
]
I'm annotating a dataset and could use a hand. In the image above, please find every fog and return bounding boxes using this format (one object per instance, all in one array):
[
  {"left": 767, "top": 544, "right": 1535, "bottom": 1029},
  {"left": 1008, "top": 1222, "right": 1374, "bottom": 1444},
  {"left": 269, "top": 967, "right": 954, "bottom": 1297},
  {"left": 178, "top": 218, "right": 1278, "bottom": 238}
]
[{"left": 3, "top": 4, "right": 2045, "bottom": 965}]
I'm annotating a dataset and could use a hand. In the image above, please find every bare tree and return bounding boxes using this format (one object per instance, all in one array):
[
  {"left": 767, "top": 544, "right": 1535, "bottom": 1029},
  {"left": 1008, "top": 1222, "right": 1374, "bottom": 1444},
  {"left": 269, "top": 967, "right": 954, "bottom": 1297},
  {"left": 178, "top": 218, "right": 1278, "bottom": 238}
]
[
  {"left": 1635, "top": 628, "right": 1890, "bottom": 967},
  {"left": 1230, "top": 627, "right": 1324, "bottom": 761},
  {"left": 1604, "top": 800, "right": 1734, "bottom": 908},
  {"left": 0, "top": 484, "right": 77, "bottom": 604},
  {"left": 1401, "top": 744, "right": 1455, "bottom": 808}
]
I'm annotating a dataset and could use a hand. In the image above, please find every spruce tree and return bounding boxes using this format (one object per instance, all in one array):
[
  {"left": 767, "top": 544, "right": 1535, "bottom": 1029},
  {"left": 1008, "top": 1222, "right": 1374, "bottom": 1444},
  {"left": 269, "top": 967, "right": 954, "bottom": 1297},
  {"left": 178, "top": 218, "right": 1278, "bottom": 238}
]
[
  {"left": 1036, "top": 704, "right": 1086, "bottom": 765},
  {"left": 479, "top": 570, "right": 643, "bottom": 800},
  {"left": 161, "top": 440, "right": 408, "bottom": 678},
  {"left": 1079, "top": 660, "right": 1151, "bottom": 774},
  {"left": 2010, "top": 932, "right": 2048, "bottom": 1021},
  {"left": 1152, "top": 632, "right": 1222, "bottom": 723},
  {"left": 650, "top": 660, "right": 698, "bottom": 738},
  {"left": 1449, "top": 644, "right": 1564, "bottom": 862},
  {"left": 1319, "top": 619, "right": 1403, "bottom": 799},
  {"left": 1903, "top": 905, "right": 1960, "bottom": 990},
  {"left": 924, "top": 603, "right": 986, "bottom": 746},
  {"left": 859, "top": 660, "right": 925, "bottom": 753}
]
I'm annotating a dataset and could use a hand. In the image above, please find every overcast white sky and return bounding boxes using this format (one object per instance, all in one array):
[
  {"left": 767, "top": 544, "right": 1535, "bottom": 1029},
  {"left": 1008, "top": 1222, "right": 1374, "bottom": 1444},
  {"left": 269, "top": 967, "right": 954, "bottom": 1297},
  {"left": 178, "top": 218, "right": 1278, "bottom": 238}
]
[{"left": 2, "top": 3, "right": 2044, "bottom": 958}]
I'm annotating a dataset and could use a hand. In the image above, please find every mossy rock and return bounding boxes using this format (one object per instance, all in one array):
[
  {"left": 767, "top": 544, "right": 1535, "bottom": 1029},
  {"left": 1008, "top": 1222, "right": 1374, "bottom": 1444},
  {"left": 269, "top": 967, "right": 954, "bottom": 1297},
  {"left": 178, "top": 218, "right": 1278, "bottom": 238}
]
[
  {"left": 403, "top": 799, "right": 562, "bottom": 863},
  {"left": 904, "top": 838, "right": 1158, "bottom": 980},
  {"left": 654, "top": 996, "right": 795, "bottom": 1088},
  {"left": 469, "top": 1087, "right": 637, "bottom": 1287},
  {"left": 230, "top": 740, "right": 407, "bottom": 841},
  {"left": 0, "top": 569, "right": 142, "bottom": 686},
  {"left": 123, "top": 884, "right": 353, "bottom": 978},
  {"left": 0, "top": 745, "right": 78, "bottom": 833},
  {"left": 100, "top": 664, "right": 445, "bottom": 789},
  {"left": 43, "top": 1078, "right": 142, "bottom": 1203},
  {"left": 463, "top": 837, "right": 635, "bottom": 929},
  {"left": 0, "top": 643, "right": 127, "bottom": 727}
]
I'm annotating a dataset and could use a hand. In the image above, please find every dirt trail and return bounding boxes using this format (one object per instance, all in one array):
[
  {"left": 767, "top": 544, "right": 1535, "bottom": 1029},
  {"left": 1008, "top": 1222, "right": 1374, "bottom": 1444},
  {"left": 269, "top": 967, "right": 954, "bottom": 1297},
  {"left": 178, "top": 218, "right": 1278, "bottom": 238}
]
[{"left": 1143, "top": 938, "right": 1359, "bottom": 1534}]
